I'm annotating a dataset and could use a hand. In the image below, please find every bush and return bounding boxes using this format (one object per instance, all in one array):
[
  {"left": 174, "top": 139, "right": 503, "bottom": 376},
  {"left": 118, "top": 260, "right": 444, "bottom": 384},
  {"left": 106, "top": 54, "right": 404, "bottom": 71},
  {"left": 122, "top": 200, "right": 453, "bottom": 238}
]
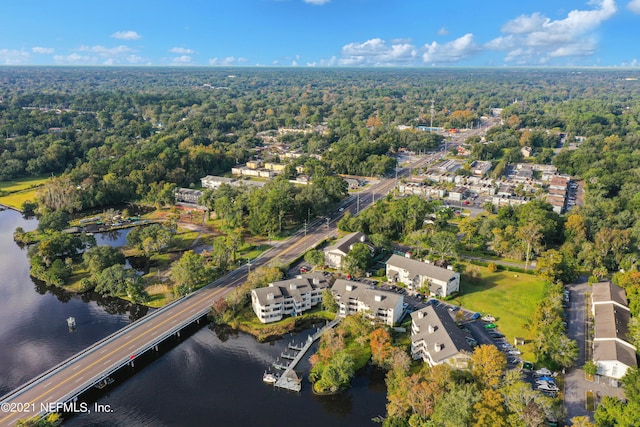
[{"left": 487, "top": 262, "right": 498, "bottom": 272}]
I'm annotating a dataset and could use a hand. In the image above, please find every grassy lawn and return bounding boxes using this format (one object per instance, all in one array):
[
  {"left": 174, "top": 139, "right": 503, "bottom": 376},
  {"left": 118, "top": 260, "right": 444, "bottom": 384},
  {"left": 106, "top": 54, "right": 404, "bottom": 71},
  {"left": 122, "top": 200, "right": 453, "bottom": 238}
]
[
  {"left": 0, "top": 176, "right": 49, "bottom": 209},
  {"left": 450, "top": 264, "right": 547, "bottom": 361},
  {"left": 228, "top": 304, "right": 336, "bottom": 341}
]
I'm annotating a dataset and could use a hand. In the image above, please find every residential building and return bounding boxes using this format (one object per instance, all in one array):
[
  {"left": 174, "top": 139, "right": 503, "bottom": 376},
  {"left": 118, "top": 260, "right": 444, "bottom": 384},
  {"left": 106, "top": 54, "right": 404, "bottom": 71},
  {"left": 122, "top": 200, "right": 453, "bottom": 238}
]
[
  {"left": 201, "top": 175, "right": 236, "bottom": 189},
  {"left": 324, "top": 232, "right": 369, "bottom": 269},
  {"left": 174, "top": 188, "right": 203, "bottom": 205},
  {"left": 386, "top": 254, "right": 460, "bottom": 296},
  {"left": 331, "top": 279, "right": 403, "bottom": 326},
  {"left": 448, "top": 186, "right": 470, "bottom": 201},
  {"left": 250, "top": 273, "right": 331, "bottom": 323},
  {"left": 410, "top": 306, "right": 472, "bottom": 368},
  {"left": 591, "top": 281, "right": 637, "bottom": 380},
  {"left": 521, "top": 146, "right": 533, "bottom": 158}
]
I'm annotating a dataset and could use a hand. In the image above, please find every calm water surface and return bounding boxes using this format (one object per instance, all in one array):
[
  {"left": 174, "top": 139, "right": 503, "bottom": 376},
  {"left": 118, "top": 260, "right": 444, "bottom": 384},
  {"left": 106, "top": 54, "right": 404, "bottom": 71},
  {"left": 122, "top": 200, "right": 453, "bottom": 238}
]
[{"left": 0, "top": 209, "right": 386, "bottom": 426}]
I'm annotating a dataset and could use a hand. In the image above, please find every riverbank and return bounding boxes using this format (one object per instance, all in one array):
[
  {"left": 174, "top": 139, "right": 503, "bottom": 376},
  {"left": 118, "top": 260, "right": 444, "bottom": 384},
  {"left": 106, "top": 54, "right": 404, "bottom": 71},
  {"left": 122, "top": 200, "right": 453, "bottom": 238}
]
[{"left": 213, "top": 305, "right": 336, "bottom": 342}]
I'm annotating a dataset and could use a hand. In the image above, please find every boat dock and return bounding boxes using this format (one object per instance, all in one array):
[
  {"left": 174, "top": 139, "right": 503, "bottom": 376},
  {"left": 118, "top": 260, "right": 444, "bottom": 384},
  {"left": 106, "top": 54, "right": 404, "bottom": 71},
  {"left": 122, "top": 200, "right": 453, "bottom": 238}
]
[{"left": 268, "top": 318, "right": 340, "bottom": 392}]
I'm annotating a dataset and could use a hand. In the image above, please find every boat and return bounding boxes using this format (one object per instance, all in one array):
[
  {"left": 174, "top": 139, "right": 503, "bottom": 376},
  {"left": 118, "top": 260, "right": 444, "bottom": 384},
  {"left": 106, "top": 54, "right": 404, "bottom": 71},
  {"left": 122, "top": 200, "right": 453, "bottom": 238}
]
[
  {"left": 66, "top": 317, "right": 76, "bottom": 328},
  {"left": 95, "top": 377, "right": 114, "bottom": 389},
  {"left": 536, "top": 382, "right": 559, "bottom": 392},
  {"left": 263, "top": 372, "right": 277, "bottom": 384},
  {"left": 534, "top": 368, "right": 553, "bottom": 377}
]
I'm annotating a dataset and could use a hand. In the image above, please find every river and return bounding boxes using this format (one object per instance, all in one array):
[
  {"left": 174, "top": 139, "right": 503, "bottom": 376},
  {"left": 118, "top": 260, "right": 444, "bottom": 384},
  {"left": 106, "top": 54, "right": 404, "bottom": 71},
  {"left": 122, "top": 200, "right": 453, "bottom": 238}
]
[{"left": 0, "top": 209, "right": 386, "bottom": 426}]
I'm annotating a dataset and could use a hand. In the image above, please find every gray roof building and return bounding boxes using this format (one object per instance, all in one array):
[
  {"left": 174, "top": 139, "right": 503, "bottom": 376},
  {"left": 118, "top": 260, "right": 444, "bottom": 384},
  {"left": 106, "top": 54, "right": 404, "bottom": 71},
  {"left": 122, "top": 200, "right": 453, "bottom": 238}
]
[
  {"left": 593, "top": 304, "right": 631, "bottom": 343},
  {"left": 386, "top": 254, "right": 460, "bottom": 296},
  {"left": 592, "top": 281, "right": 628, "bottom": 309},
  {"left": 251, "top": 273, "right": 330, "bottom": 323},
  {"left": 331, "top": 279, "right": 403, "bottom": 326},
  {"left": 324, "top": 232, "right": 369, "bottom": 269},
  {"left": 410, "top": 305, "right": 472, "bottom": 368}
]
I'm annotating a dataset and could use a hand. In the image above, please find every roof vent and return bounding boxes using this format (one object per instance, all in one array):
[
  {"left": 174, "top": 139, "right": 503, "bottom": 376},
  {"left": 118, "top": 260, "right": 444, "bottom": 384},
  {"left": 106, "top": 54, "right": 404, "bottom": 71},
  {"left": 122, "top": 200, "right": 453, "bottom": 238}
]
[
  {"left": 435, "top": 343, "right": 443, "bottom": 352},
  {"left": 375, "top": 294, "right": 382, "bottom": 302},
  {"left": 346, "top": 285, "right": 353, "bottom": 291},
  {"left": 417, "top": 311, "right": 424, "bottom": 319},
  {"left": 428, "top": 324, "right": 435, "bottom": 333},
  {"left": 313, "top": 277, "right": 320, "bottom": 285},
  {"left": 290, "top": 283, "right": 297, "bottom": 290},
  {"left": 267, "top": 293, "right": 274, "bottom": 300}
]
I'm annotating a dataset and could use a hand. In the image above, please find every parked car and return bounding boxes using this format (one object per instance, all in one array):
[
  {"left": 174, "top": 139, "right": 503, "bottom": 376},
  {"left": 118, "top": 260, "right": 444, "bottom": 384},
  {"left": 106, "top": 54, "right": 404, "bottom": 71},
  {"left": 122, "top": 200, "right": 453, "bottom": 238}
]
[
  {"left": 484, "top": 323, "right": 497, "bottom": 329},
  {"left": 481, "top": 315, "right": 496, "bottom": 322},
  {"left": 471, "top": 312, "right": 481, "bottom": 320}
]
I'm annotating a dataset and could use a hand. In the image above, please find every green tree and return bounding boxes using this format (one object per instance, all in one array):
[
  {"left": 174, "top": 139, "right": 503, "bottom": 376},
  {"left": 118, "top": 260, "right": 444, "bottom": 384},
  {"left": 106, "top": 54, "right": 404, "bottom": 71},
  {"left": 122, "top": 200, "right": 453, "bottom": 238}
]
[
  {"left": 170, "top": 250, "right": 210, "bottom": 295},
  {"left": 83, "top": 245, "right": 126, "bottom": 275},
  {"left": 321, "top": 288, "right": 338, "bottom": 312},
  {"left": 304, "top": 249, "right": 325, "bottom": 267},
  {"left": 37, "top": 210, "right": 70, "bottom": 232},
  {"left": 341, "top": 242, "right": 371, "bottom": 276}
]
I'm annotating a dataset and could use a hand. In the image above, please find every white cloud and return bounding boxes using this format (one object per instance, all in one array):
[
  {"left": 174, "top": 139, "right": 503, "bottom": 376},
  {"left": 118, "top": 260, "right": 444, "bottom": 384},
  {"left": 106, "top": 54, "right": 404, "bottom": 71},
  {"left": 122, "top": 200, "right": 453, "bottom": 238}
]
[
  {"left": 437, "top": 27, "right": 449, "bottom": 36},
  {"left": 32, "top": 47, "right": 54, "bottom": 54},
  {"left": 423, "top": 33, "right": 479, "bottom": 64},
  {"left": 629, "top": 0, "right": 640, "bottom": 13},
  {"left": 0, "top": 49, "right": 29, "bottom": 65},
  {"left": 169, "top": 47, "right": 195, "bottom": 54},
  {"left": 489, "top": 0, "right": 616, "bottom": 64},
  {"left": 78, "top": 45, "right": 135, "bottom": 56},
  {"left": 171, "top": 55, "right": 193, "bottom": 64},
  {"left": 54, "top": 45, "right": 142, "bottom": 65},
  {"left": 111, "top": 31, "right": 141, "bottom": 40},
  {"left": 208, "top": 56, "right": 248, "bottom": 66},
  {"left": 304, "top": 0, "right": 330, "bottom": 4},
  {"left": 621, "top": 59, "right": 639, "bottom": 67},
  {"left": 339, "top": 38, "right": 418, "bottom": 66}
]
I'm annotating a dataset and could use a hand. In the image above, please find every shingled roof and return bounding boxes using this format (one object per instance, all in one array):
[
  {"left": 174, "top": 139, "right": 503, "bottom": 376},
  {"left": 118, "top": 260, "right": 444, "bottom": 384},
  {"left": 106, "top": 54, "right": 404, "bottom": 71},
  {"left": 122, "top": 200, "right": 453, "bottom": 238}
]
[
  {"left": 387, "top": 254, "right": 457, "bottom": 283},
  {"left": 411, "top": 305, "right": 471, "bottom": 364}
]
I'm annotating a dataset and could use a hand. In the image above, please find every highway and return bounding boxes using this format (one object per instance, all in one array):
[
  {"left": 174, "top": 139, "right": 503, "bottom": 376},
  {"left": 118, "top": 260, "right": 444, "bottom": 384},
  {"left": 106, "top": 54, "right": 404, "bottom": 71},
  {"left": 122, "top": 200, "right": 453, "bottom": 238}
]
[
  {"left": 0, "top": 161, "right": 421, "bottom": 426},
  {"left": 0, "top": 150, "right": 448, "bottom": 426}
]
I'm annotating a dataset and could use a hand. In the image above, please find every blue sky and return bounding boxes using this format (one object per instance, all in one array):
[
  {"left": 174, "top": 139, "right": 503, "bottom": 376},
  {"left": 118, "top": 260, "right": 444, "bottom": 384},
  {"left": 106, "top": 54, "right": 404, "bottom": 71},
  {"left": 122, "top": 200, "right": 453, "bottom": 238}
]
[{"left": 1, "top": 0, "right": 639, "bottom": 67}]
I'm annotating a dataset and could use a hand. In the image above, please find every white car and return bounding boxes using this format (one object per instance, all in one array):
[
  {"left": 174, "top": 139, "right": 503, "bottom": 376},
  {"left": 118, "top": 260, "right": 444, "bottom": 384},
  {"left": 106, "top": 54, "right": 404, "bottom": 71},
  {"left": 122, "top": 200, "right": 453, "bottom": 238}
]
[{"left": 481, "top": 315, "right": 496, "bottom": 322}]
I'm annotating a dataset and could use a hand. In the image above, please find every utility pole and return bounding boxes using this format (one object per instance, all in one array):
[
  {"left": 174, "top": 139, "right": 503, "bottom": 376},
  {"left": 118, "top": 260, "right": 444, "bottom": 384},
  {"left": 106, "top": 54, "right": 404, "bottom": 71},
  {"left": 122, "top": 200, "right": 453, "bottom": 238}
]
[
  {"left": 304, "top": 219, "right": 307, "bottom": 236},
  {"left": 356, "top": 193, "right": 360, "bottom": 214}
]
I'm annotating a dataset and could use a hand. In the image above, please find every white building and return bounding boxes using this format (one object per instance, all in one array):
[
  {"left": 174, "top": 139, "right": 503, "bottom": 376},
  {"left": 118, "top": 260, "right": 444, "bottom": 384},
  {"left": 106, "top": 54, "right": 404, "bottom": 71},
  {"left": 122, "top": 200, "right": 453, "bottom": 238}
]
[
  {"left": 591, "top": 281, "right": 637, "bottom": 380},
  {"left": 386, "top": 254, "right": 460, "bottom": 297},
  {"left": 331, "top": 279, "right": 404, "bottom": 326},
  {"left": 251, "top": 273, "right": 330, "bottom": 323},
  {"left": 201, "top": 175, "right": 236, "bottom": 189},
  {"left": 323, "top": 232, "right": 370, "bottom": 269},
  {"left": 410, "top": 306, "right": 472, "bottom": 368}
]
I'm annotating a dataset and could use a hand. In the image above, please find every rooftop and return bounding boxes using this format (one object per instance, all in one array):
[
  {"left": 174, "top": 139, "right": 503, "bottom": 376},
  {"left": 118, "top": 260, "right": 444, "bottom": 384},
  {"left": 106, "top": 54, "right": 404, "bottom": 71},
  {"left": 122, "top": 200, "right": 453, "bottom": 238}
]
[
  {"left": 592, "top": 281, "right": 628, "bottom": 308},
  {"left": 386, "top": 254, "right": 457, "bottom": 283},
  {"left": 411, "top": 305, "right": 472, "bottom": 364},
  {"left": 331, "top": 279, "right": 401, "bottom": 312}
]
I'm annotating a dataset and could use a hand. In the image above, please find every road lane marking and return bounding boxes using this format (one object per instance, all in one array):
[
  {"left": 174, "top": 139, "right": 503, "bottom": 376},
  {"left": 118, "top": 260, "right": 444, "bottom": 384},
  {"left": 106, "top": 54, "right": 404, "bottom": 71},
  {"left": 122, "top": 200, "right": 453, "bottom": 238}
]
[{"left": 0, "top": 285, "right": 228, "bottom": 424}]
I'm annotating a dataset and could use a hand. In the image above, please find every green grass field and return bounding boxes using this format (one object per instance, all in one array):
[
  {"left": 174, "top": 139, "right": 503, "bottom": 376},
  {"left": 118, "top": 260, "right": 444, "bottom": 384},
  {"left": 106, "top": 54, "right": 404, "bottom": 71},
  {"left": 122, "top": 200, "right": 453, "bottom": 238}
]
[
  {"left": 0, "top": 176, "right": 48, "bottom": 209},
  {"left": 451, "top": 265, "right": 547, "bottom": 361}
]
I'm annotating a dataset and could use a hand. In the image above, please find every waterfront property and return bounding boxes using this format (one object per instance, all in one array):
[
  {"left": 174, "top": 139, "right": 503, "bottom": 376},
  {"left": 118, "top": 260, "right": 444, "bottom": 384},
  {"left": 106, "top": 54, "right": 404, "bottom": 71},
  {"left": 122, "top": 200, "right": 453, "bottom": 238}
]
[
  {"left": 251, "top": 273, "right": 331, "bottom": 323},
  {"left": 323, "top": 232, "right": 370, "bottom": 269},
  {"left": 385, "top": 254, "right": 460, "bottom": 297},
  {"left": 591, "top": 281, "right": 637, "bottom": 380},
  {"left": 330, "top": 279, "right": 403, "bottom": 326},
  {"left": 410, "top": 305, "right": 472, "bottom": 369}
]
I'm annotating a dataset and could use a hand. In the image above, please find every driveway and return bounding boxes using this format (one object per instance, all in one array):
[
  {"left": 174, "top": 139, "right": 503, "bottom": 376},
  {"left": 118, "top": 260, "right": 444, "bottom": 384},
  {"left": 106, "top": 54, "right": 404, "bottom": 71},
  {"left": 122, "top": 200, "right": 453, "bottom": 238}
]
[{"left": 564, "top": 278, "right": 626, "bottom": 423}]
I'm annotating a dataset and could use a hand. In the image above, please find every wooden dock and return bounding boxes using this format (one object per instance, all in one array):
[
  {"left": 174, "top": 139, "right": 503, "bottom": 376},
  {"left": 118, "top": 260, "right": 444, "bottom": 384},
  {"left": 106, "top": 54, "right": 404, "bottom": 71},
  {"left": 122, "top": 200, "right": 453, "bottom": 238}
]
[{"left": 272, "top": 318, "right": 340, "bottom": 392}]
